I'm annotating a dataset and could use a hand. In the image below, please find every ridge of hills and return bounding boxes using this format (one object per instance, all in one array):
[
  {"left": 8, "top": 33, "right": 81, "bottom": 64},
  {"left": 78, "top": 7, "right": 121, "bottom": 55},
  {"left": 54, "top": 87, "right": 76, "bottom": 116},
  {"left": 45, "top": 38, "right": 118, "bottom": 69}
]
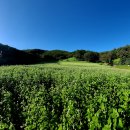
[{"left": 0, "top": 43, "right": 130, "bottom": 65}]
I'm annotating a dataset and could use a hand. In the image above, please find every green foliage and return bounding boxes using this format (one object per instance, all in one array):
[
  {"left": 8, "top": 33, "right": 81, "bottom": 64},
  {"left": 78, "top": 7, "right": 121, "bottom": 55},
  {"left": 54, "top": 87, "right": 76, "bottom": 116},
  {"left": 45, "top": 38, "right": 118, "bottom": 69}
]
[
  {"left": 41, "top": 50, "right": 70, "bottom": 62},
  {"left": 1, "top": 58, "right": 130, "bottom": 129},
  {"left": 73, "top": 50, "right": 86, "bottom": 61},
  {"left": 62, "top": 57, "right": 77, "bottom": 62},
  {"left": 84, "top": 51, "right": 99, "bottom": 62},
  {"left": 1, "top": 43, "right": 130, "bottom": 65},
  {"left": 73, "top": 50, "right": 99, "bottom": 62},
  {"left": 100, "top": 45, "right": 130, "bottom": 65},
  {"left": 114, "top": 65, "right": 130, "bottom": 70},
  {"left": 113, "top": 58, "right": 121, "bottom": 65},
  {"left": 124, "top": 58, "right": 130, "bottom": 65},
  {"left": 0, "top": 43, "right": 39, "bottom": 65}
]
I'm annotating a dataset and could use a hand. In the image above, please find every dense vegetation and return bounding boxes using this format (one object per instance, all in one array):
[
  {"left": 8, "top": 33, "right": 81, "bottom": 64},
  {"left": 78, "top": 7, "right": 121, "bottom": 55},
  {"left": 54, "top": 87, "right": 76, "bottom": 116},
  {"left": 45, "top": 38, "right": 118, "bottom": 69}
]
[
  {"left": 0, "top": 43, "right": 40, "bottom": 65},
  {"left": 1, "top": 43, "right": 130, "bottom": 65},
  {"left": 100, "top": 45, "right": 130, "bottom": 65},
  {"left": 1, "top": 62, "right": 130, "bottom": 129}
]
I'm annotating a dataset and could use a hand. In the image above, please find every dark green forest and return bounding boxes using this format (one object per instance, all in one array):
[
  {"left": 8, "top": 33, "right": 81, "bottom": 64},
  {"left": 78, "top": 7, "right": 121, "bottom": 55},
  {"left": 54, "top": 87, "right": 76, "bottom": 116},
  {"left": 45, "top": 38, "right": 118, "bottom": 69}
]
[{"left": 0, "top": 43, "right": 130, "bottom": 65}]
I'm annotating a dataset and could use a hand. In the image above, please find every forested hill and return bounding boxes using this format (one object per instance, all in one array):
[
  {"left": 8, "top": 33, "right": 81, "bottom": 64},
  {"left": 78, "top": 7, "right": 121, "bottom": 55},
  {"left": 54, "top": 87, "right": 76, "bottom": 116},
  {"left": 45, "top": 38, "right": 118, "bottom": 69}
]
[
  {"left": 100, "top": 45, "right": 130, "bottom": 65},
  {"left": 0, "top": 43, "right": 39, "bottom": 65},
  {"left": 0, "top": 43, "right": 130, "bottom": 65}
]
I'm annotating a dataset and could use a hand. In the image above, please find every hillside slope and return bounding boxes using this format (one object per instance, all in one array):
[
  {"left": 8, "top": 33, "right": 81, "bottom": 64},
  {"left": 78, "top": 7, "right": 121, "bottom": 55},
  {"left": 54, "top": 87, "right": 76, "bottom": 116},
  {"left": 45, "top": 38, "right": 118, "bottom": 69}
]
[
  {"left": 0, "top": 43, "right": 39, "bottom": 65},
  {"left": 1, "top": 43, "right": 130, "bottom": 65}
]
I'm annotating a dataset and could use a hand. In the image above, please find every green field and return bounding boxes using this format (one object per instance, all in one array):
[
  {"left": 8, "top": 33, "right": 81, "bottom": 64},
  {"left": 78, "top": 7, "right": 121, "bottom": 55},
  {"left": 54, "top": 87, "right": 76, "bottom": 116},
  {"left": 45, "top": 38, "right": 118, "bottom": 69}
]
[
  {"left": 1, "top": 62, "right": 130, "bottom": 130},
  {"left": 114, "top": 65, "right": 130, "bottom": 70}
]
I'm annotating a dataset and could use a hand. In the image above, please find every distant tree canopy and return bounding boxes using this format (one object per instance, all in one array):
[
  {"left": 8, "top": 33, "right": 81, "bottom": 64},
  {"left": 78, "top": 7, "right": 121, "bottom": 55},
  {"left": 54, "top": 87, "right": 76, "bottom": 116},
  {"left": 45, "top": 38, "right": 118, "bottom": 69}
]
[
  {"left": 24, "top": 49, "right": 47, "bottom": 57},
  {"left": 84, "top": 51, "right": 99, "bottom": 62},
  {"left": 100, "top": 51, "right": 116, "bottom": 65},
  {"left": 73, "top": 50, "right": 86, "bottom": 61},
  {"left": 99, "top": 45, "right": 130, "bottom": 65},
  {"left": 41, "top": 50, "right": 70, "bottom": 62},
  {"left": 0, "top": 43, "right": 130, "bottom": 65},
  {"left": 73, "top": 50, "right": 99, "bottom": 62},
  {"left": 0, "top": 43, "right": 39, "bottom": 65}
]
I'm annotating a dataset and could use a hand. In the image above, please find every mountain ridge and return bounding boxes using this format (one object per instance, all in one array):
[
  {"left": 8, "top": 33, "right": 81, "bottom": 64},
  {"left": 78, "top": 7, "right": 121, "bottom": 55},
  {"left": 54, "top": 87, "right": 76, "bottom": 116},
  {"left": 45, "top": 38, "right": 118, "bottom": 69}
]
[{"left": 0, "top": 43, "right": 130, "bottom": 65}]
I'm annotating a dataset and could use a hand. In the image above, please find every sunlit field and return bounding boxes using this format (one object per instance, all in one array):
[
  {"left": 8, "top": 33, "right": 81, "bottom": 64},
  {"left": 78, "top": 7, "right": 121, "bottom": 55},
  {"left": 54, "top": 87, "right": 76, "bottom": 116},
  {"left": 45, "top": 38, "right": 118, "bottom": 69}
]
[
  {"left": 114, "top": 65, "right": 130, "bottom": 70},
  {"left": 1, "top": 62, "right": 130, "bottom": 130}
]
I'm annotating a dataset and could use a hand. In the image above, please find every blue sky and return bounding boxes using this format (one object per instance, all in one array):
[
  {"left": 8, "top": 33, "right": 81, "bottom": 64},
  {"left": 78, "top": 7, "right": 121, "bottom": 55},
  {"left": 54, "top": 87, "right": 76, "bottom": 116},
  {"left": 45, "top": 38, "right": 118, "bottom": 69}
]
[{"left": 0, "top": 0, "right": 130, "bottom": 52}]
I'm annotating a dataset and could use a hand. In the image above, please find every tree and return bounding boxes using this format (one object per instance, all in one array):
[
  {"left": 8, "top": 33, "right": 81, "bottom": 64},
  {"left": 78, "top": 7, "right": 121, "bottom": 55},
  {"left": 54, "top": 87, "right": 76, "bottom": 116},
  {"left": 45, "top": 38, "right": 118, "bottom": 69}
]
[
  {"left": 84, "top": 51, "right": 99, "bottom": 62},
  {"left": 73, "top": 50, "right": 86, "bottom": 61},
  {"left": 100, "top": 51, "right": 117, "bottom": 65},
  {"left": 42, "top": 50, "right": 70, "bottom": 62},
  {"left": 113, "top": 58, "right": 121, "bottom": 65}
]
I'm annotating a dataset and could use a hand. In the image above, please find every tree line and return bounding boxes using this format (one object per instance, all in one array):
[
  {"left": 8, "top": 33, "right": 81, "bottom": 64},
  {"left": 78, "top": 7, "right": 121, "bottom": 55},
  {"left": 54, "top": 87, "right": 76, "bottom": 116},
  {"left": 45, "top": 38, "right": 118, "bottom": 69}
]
[{"left": 0, "top": 43, "right": 130, "bottom": 65}]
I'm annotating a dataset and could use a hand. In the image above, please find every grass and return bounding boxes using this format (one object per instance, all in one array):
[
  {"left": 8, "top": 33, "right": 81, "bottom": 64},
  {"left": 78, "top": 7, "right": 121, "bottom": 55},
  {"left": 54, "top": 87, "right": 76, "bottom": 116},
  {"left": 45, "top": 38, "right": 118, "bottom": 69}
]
[
  {"left": 1, "top": 61, "right": 130, "bottom": 129},
  {"left": 114, "top": 65, "right": 130, "bottom": 70}
]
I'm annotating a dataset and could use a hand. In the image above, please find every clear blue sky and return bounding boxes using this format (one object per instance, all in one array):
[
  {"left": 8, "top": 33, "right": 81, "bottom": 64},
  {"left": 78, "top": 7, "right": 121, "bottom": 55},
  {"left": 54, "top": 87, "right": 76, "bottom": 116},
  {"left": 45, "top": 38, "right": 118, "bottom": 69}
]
[{"left": 0, "top": 0, "right": 130, "bottom": 52}]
